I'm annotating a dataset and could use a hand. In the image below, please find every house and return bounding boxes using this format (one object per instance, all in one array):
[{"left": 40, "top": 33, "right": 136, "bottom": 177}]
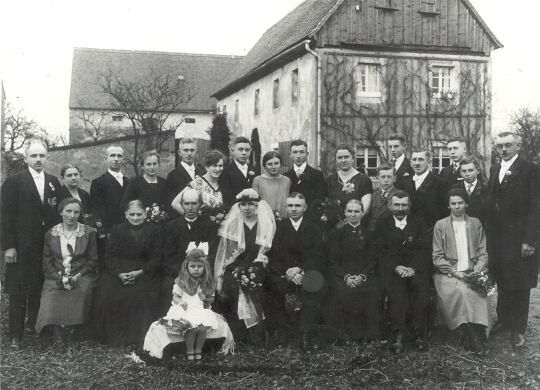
[
  {"left": 212, "top": 0, "right": 502, "bottom": 176},
  {"left": 69, "top": 47, "right": 242, "bottom": 145}
]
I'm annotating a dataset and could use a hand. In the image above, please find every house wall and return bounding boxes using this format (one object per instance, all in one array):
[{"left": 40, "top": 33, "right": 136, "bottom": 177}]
[
  {"left": 69, "top": 109, "right": 212, "bottom": 144},
  {"left": 216, "top": 53, "right": 318, "bottom": 165},
  {"left": 319, "top": 48, "right": 492, "bottom": 175}
]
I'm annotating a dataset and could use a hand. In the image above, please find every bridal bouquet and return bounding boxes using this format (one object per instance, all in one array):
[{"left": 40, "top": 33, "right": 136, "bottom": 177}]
[
  {"left": 461, "top": 272, "right": 496, "bottom": 297},
  {"left": 199, "top": 205, "right": 229, "bottom": 225},
  {"left": 146, "top": 204, "right": 170, "bottom": 224},
  {"left": 233, "top": 265, "right": 264, "bottom": 292},
  {"left": 160, "top": 317, "right": 193, "bottom": 336}
]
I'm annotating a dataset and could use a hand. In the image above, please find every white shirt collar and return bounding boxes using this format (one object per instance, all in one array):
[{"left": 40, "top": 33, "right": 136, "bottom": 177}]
[
  {"left": 234, "top": 159, "right": 248, "bottom": 175},
  {"left": 28, "top": 166, "right": 44, "bottom": 178},
  {"left": 108, "top": 169, "right": 123, "bottom": 178},
  {"left": 500, "top": 154, "right": 518, "bottom": 169},
  {"left": 294, "top": 162, "right": 307, "bottom": 175},
  {"left": 413, "top": 170, "right": 430, "bottom": 187},
  {"left": 347, "top": 222, "right": 361, "bottom": 230},
  {"left": 394, "top": 154, "right": 405, "bottom": 170},
  {"left": 289, "top": 217, "right": 303, "bottom": 231},
  {"left": 465, "top": 179, "right": 477, "bottom": 189},
  {"left": 181, "top": 161, "right": 195, "bottom": 171},
  {"left": 394, "top": 215, "right": 408, "bottom": 229}
]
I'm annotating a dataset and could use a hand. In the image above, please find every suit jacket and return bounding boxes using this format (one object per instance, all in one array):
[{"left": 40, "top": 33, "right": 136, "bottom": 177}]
[
  {"left": 166, "top": 164, "right": 205, "bottom": 213},
  {"left": 432, "top": 215, "right": 488, "bottom": 273},
  {"left": 451, "top": 180, "right": 487, "bottom": 224},
  {"left": 162, "top": 215, "right": 217, "bottom": 278},
  {"left": 58, "top": 185, "right": 91, "bottom": 222},
  {"left": 394, "top": 157, "right": 414, "bottom": 190},
  {"left": 1, "top": 169, "right": 62, "bottom": 294},
  {"left": 440, "top": 164, "right": 484, "bottom": 193},
  {"left": 486, "top": 156, "right": 540, "bottom": 289},
  {"left": 89, "top": 172, "right": 129, "bottom": 232},
  {"left": 367, "top": 186, "right": 398, "bottom": 232},
  {"left": 220, "top": 161, "right": 256, "bottom": 206},
  {"left": 284, "top": 165, "right": 326, "bottom": 208},
  {"left": 402, "top": 172, "right": 446, "bottom": 230}
]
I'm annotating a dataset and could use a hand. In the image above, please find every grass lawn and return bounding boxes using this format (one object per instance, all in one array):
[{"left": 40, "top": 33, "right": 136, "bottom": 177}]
[{"left": 1, "top": 287, "right": 539, "bottom": 389}]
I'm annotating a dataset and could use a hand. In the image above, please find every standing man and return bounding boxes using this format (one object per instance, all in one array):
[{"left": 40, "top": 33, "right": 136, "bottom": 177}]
[
  {"left": 452, "top": 158, "right": 487, "bottom": 224},
  {"left": 388, "top": 133, "right": 414, "bottom": 190},
  {"left": 403, "top": 149, "right": 446, "bottom": 231},
  {"left": 90, "top": 145, "right": 129, "bottom": 265},
  {"left": 1, "top": 140, "right": 61, "bottom": 348},
  {"left": 439, "top": 136, "right": 468, "bottom": 189},
  {"left": 220, "top": 136, "right": 256, "bottom": 206},
  {"left": 486, "top": 132, "right": 540, "bottom": 347},
  {"left": 283, "top": 139, "right": 326, "bottom": 222},
  {"left": 367, "top": 163, "right": 399, "bottom": 232},
  {"left": 166, "top": 138, "right": 204, "bottom": 216}
]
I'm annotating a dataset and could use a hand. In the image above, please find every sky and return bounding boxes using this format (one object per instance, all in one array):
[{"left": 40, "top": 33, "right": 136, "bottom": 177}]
[{"left": 1, "top": 0, "right": 539, "bottom": 138}]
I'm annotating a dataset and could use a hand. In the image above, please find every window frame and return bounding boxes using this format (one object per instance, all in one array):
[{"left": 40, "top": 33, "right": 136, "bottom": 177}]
[
  {"left": 254, "top": 89, "right": 260, "bottom": 116},
  {"left": 432, "top": 145, "right": 451, "bottom": 174},
  {"left": 355, "top": 63, "right": 382, "bottom": 99},
  {"left": 355, "top": 145, "right": 380, "bottom": 177},
  {"left": 428, "top": 61, "right": 459, "bottom": 101},
  {"left": 273, "top": 78, "right": 280, "bottom": 109},
  {"left": 291, "top": 68, "right": 299, "bottom": 104}
]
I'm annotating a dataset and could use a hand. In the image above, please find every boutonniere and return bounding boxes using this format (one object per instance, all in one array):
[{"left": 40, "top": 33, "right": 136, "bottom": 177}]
[
  {"left": 47, "top": 197, "right": 57, "bottom": 207},
  {"left": 505, "top": 171, "right": 512, "bottom": 177},
  {"left": 248, "top": 171, "right": 255, "bottom": 177},
  {"left": 342, "top": 182, "right": 355, "bottom": 194},
  {"left": 49, "top": 182, "right": 55, "bottom": 191},
  {"left": 457, "top": 177, "right": 464, "bottom": 181},
  {"left": 403, "top": 235, "right": 415, "bottom": 245},
  {"left": 403, "top": 172, "right": 410, "bottom": 177}
]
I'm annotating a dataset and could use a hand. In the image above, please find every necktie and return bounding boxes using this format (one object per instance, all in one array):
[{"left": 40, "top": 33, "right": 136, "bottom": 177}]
[
  {"left": 392, "top": 158, "right": 397, "bottom": 168},
  {"left": 453, "top": 163, "right": 460, "bottom": 173},
  {"left": 382, "top": 190, "right": 388, "bottom": 199},
  {"left": 466, "top": 184, "right": 473, "bottom": 195}
]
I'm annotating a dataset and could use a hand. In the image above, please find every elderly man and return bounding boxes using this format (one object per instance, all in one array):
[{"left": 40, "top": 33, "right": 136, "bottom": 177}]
[
  {"left": 220, "top": 136, "right": 256, "bottom": 206},
  {"left": 375, "top": 190, "right": 431, "bottom": 353},
  {"left": 1, "top": 140, "right": 61, "bottom": 348},
  {"left": 486, "top": 132, "right": 540, "bottom": 347},
  {"left": 388, "top": 133, "right": 414, "bottom": 190},
  {"left": 266, "top": 193, "right": 326, "bottom": 349},
  {"left": 160, "top": 188, "right": 217, "bottom": 315}
]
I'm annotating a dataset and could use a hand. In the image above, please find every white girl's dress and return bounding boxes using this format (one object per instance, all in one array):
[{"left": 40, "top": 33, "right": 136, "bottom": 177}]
[{"left": 143, "top": 285, "right": 234, "bottom": 358}]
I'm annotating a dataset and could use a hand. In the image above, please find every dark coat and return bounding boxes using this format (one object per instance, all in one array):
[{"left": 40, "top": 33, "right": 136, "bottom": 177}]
[
  {"left": 58, "top": 185, "right": 91, "bottom": 223},
  {"left": 162, "top": 215, "right": 217, "bottom": 278},
  {"left": 121, "top": 176, "right": 169, "bottom": 211},
  {"left": 402, "top": 172, "right": 446, "bottom": 230},
  {"left": 220, "top": 161, "right": 256, "bottom": 206},
  {"left": 89, "top": 172, "right": 129, "bottom": 232},
  {"left": 451, "top": 180, "right": 487, "bottom": 225},
  {"left": 1, "top": 169, "right": 62, "bottom": 294},
  {"left": 440, "top": 164, "right": 484, "bottom": 193},
  {"left": 394, "top": 157, "right": 414, "bottom": 190},
  {"left": 166, "top": 164, "right": 205, "bottom": 213},
  {"left": 486, "top": 156, "right": 540, "bottom": 290},
  {"left": 367, "top": 186, "right": 399, "bottom": 232},
  {"left": 284, "top": 165, "right": 326, "bottom": 207}
]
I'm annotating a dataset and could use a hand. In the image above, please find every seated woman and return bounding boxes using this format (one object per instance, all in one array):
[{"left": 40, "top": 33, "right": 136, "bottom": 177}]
[
  {"left": 214, "top": 189, "right": 276, "bottom": 342},
  {"left": 252, "top": 151, "right": 291, "bottom": 219},
  {"left": 35, "top": 198, "right": 98, "bottom": 338},
  {"left": 93, "top": 200, "right": 162, "bottom": 347},
  {"left": 432, "top": 188, "right": 490, "bottom": 352},
  {"left": 326, "top": 199, "right": 379, "bottom": 342}
]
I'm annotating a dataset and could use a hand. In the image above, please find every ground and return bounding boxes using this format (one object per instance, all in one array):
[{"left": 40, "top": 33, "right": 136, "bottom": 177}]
[{"left": 1, "top": 287, "right": 539, "bottom": 390}]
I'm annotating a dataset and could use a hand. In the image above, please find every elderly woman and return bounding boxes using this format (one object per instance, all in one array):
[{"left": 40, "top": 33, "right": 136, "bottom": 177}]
[
  {"left": 252, "top": 151, "right": 291, "bottom": 219},
  {"left": 433, "top": 188, "right": 490, "bottom": 352},
  {"left": 93, "top": 200, "right": 162, "bottom": 347},
  {"left": 35, "top": 198, "right": 98, "bottom": 337},
  {"left": 214, "top": 189, "right": 276, "bottom": 341},
  {"left": 59, "top": 165, "right": 91, "bottom": 222}
]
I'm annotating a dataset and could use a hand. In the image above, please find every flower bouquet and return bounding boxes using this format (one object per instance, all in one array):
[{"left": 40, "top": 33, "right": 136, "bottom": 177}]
[
  {"left": 284, "top": 292, "right": 302, "bottom": 314},
  {"left": 232, "top": 265, "right": 264, "bottom": 292},
  {"left": 146, "top": 203, "right": 170, "bottom": 224},
  {"left": 82, "top": 213, "right": 107, "bottom": 239},
  {"left": 56, "top": 244, "right": 77, "bottom": 291},
  {"left": 159, "top": 317, "right": 193, "bottom": 336},
  {"left": 461, "top": 272, "right": 496, "bottom": 297},
  {"left": 313, "top": 197, "right": 342, "bottom": 224},
  {"left": 199, "top": 205, "right": 229, "bottom": 225}
]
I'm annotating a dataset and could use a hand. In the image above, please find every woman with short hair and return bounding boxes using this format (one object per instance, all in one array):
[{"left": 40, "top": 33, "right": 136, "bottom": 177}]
[
  {"left": 252, "top": 151, "right": 291, "bottom": 219},
  {"left": 59, "top": 165, "right": 91, "bottom": 222}
]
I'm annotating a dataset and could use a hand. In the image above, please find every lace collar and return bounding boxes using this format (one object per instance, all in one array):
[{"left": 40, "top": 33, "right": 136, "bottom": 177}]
[{"left": 51, "top": 223, "right": 85, "bottom": 238}]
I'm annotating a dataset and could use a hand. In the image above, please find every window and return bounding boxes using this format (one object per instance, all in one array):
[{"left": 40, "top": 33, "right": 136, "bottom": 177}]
[
  {"left": 432, "top": 146, "right": 451, "bottom": 174},
  {"left": 355, "top": 64, "right": 381, "bottom": 99},
  {"left": 291, "top": 69, "right": 299, "bottom": 103},
  {"left": 254, "top": 89, "right": 260, "bottom": 116},
  {"left": 273, "top": 78, "right": 280, "bottom": 109},
  {"left": 112, "top": 115, "right": 123, "bottom": 121},
  {"left": 184, "top": 118, "right": 196, "bottom": 124},
  {"left": 356, "top": 146, "right": 379, "bottom": 177},
  {"left": 234, "top": 99, "right": 239, "bottom": 123},
  {"left": 430, "top": 66, "right": 453, "bottom": 99}
]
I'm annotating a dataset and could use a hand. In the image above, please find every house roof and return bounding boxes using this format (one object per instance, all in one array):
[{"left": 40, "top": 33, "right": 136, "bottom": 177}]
[
  {"left": 213, "top": 0, "right": 502, "bottom": 99},
  {"left": 70, "top": 47, "right": 242, "bottom": 112}
]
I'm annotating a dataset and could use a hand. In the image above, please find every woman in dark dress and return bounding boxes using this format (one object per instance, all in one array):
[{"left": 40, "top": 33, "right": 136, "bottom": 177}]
[
  {"left": 214, "top": 189, "right": 276, "bottom": 341},
  {"left": 58, "top": 165, "right": 91, "bottom": 222},
  {"left": 122, "top": 151, "right": 168, "bottom": 214},
  {"left": 325, "top": 144, "right": 373, "bottom": 224},
  {"left": 93, "top": 200, "right": 162, "bottom": 347},
  {"left": 326, "top": 199, "right": 380, "bottom": 342}
]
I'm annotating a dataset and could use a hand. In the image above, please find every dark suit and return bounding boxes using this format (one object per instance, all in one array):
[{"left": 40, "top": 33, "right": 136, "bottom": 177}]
[
  {"left": 367, "top": 186, "right": 398, "bottom": 232},
  {"left": 451, "top": 180, "right": 487, "bottom": 225},
  {"left": 1, "top": 169, "right": 61, "bottom": 338},
  {"left": 375, "top": 214, "right": 431, "bottom": 332},
  {"left": 58, "top": 185, "right": 91, "bottom": 223},
  {"left": 220, "top": 161, "right": 256, "bottom": 206},
  {"left": 266, "top": 218, "right": 326, "bottom": 333},
  {"left": 440, "top": 163, "right": 484, "bottom": 193},
  {"left": 165, "top": 164, "right": 204, "bottom": 217},
  {"left": 284, "top": 165, "right": 326, "bottom": 222},
  {"left": 394, "top": 157, "right": 414, "bottom": 190},
  {"left": 403, "top": 172, "right": 446, "bottom": 231},
  {"left": 89, "top": 172, "right": 129, "bottom": 232},
  {"left": 160, "top": 215, "right": 217, "bottom": 315},
  {"left": 486, "top": 156, "right": 540, "bottom": 334}
]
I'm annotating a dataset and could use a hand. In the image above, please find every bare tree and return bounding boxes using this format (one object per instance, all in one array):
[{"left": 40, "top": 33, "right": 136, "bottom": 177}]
[
  {"left": 73, "top": 106, "right": 114, "bottom": 141},
  {"left": 96, "top": 69, "right": 194, "bottom": 175},
  {"left": 3, "top": 103, "right": 49, "bottom": 152},
  {"left": 511, "top": 107, "right": 540, "bottom": 164}
]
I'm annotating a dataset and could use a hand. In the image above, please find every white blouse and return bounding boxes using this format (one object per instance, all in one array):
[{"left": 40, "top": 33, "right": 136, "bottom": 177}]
[{"left": 452, "top": 220, "right": 469, "bottom": 272}]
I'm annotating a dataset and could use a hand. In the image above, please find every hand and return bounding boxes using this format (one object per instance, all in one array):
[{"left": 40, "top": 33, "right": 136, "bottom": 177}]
[
  {"left": 453, "top": 271, "right": 465, "bottom": 279},
  {"left": 118, "top": 273, "right": 132, "bottom": 285},
  {"left": 394, "top": 265, "right": 408, "bottom": 278},
  {"left": 438, "top": 264, "right": 454, "bottom": 275},
  {"left": 522, "top": 243, "right": 536, "bottom": 258},
  {"left": 286, "top": 267, "right": 302, "bottom": 280},
  {"left": 291, "top": 273, "right": 303, "bottom": 285},
  {"left": 345, "top": 275, "right": 357, "bottom": 288},
  {"left": 4, "top": 248, "right": 17, "bottom": 264},
  {"left": 352, "top": 275, "right": 364, "bottom": 287},
  {"left": 473, "top": 263, "right": 485, "bottom": 273},
  {"left": 405, "top": 267, "right": 415, "bottom": 278},
  {"left": 198, "top": 291, "right": 206, "bottom": 301},
  {"left": 253, "top": 255, "right": 269, "bottom": 267}
]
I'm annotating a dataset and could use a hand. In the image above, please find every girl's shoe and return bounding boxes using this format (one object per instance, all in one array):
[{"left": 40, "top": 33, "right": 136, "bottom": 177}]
[
  {"left": 186, "top": 353, "right": 195, "bottom": 361},
  {"left": 194, "top": 353, "right": 203, "bottom": 361}
]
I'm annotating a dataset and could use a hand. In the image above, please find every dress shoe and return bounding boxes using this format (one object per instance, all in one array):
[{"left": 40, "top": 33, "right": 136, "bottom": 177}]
[
  {"left": 391, "top": 331, "right": 404, "bottom": 354},
  {"left": 511, "top": 332, "right": 525, "bottom": 348},
  {"left": 491, "top": 321, "right": 506, "bottom": 333},
  {"left": 10, "top": 337, "right": 22, "bottom": 350}
]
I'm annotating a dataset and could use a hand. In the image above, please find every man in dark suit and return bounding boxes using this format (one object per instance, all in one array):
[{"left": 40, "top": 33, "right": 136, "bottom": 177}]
[
  {"left": 402, "top": 149, "right": 446, "bottom": 231},
  {"left": 375, "top": 190, "right": 431, "bottom": 354},
  {"left": 388, "top": 133, "right": 414, "bottom": 190},
  {"left": 220, "top": 136, "right": 256, "bottom": 206},
  {"left": 486, "top": 132, "right": 540, "bottom": 347},
  {"left": 266, "top": 193, "right": 326, "bottom": 349},
  {"left": 1, "top": 141, "right": 61, "bottom": 348},
  {"left": 283, "top": 140, "right": 326, "bottom": 222},
  {"left": 439, "top": 136, "right": 473, "bottom": 191},
  {"left": 367, "top": 163, "right": 399, "bottom": 232},
  {"left": 160, "top": 188, "right": 217, "bottom": 315},
  {"left": 89, "top": 145, "right": 129, "bottom": 267},
  {"left": 451, "top": 158, "right": 487, "bottom": 225},
  {"left": 166, "top": 137, "right": 204, "bottom": 217}
]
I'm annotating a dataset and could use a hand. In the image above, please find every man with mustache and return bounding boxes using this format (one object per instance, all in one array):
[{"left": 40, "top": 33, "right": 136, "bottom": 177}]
[{"left": 1, "top": 140, "right": 61, "bottom": 349}]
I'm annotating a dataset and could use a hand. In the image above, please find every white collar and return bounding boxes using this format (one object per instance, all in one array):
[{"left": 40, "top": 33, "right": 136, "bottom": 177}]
[
  {"left": 393, "top": 215, "right": 408, "bottom": 229},
  {"left": 289, "top": 217, "right": 303, "bottom": 231},
  {"left": 108, "top": 169, "right": 123, "bottom": 178},
  {"left": 29, "top": 167, "right": 44, "bottom": 178},
  {"left": 185, "top": 216, "right": 197, "bottom": 223},
  {"left": 181, "top": 161, "right": 195, "bottom": 171},
  {"left": 347, "top": 222, "right": 361, "bottom": 230},
  {"left": 294, "top": 162, "right": 307, "bottom": 174},
  {"left": 500, "top": 154, "right": 518, "bottom": 169},
  {"left": 394, "top": 153, "right": 405, "bottom": 168},
  {"left": 465, "top": 179, "right": 478, "bottom": 188},
  {"left": 234, "top": 159, "right": 248, "bottom": 174},
  {"left": 413, "top": 170, "right": 429, "bottom": 182}
]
